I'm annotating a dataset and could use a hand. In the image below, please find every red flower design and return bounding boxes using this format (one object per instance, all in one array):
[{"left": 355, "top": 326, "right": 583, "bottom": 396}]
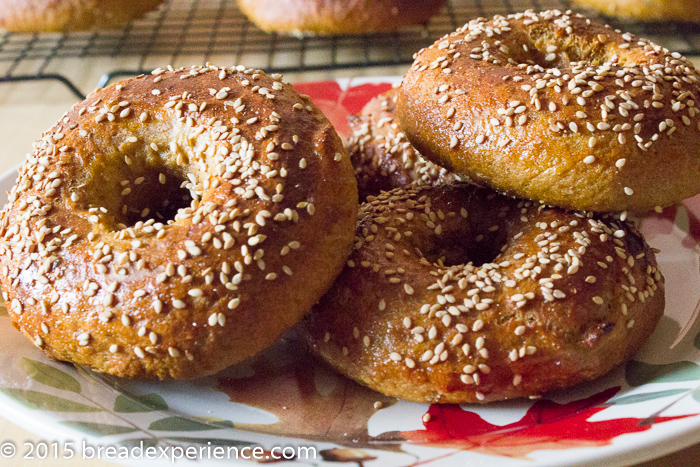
[
  {"left": 401, "top": 387, "right": 693, "bottom": 460},
  {"left": 293, "top": 81, "right": 392, "bottom": 136}
]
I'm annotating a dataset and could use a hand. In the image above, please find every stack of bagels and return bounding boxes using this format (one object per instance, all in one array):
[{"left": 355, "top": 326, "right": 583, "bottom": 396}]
[
  {"left": 304, "top": 9, "right": 700, "bottom": 403},
  {"left": 2, "top": 10, "right": 699, "bottom": 404}
]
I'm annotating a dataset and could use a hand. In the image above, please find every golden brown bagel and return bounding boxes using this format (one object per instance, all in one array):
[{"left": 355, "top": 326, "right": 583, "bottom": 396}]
[
  {"left": 303, "top": 183, "right": 664, "bottom": 403},
  {"left": 573, "top": 0, "right": 700, "bottom": 23},
  {"left": 0, "top": 64, "right": 358, "bottom": 380},
  {"left": 349, "top": 88, "right": 462, "bottom": 200},
  {"left": 398, "top": 10, "right": 700, "bottom": 213},
  {"left": 236, "top": 0, "right": 446, "bottom": 36},
  {"left": 0, "top": 0, "right": 164, "bottom": 32}
]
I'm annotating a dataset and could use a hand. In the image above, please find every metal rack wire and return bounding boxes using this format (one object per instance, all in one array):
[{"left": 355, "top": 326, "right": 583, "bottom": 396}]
[{"left": 0, "top": 0, "right": 699, "bottom": 99}]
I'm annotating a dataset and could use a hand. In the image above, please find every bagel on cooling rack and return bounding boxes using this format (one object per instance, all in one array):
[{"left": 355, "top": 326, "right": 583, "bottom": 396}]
[
  {"left": 0, "top": 0, "right": 165, "bottom": 32},
  {"left": 236, "top": 0, "right": 446, "bottom": 36},
  {"left": 0, "top": 64, "right": 358, "bottom": 379},
  {"left": 398, "top": 10, "right": 700, "bottom": 213},
  {"left": 349, "top": 88, "right": 462, "bottom": 200},
  {"left": 303, "top": 183, "right": 664, "bottom": 403},
  {"left": 573, "top": 0, "right": 700, "bottom": 23}
]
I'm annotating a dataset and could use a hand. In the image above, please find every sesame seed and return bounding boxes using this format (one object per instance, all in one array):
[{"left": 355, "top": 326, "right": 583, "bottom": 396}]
[{"left": 208, "top": 313, "right": 218, "bottom": 326}]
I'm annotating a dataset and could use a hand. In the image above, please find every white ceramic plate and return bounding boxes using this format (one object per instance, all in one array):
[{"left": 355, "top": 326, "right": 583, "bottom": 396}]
[{"left": 2, "top": 78, "right": 700, "bottom": 467}]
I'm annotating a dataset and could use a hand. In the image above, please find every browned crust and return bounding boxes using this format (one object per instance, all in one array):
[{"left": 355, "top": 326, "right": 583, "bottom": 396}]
[
  {"left": 302, "top": 183, "right": 664, "bottom": 403},
  {"left": 236, "top": 0, "right": 446, "bottom": 35},
  {"left": 398, "top": 10, "right": 700, "bottom": 213},
  {"left": 0, "top": 0, "right": 165, "bottom": 32},
  {"left": 0, "top": 65, "right": 358, "bottom": 380},
  {"left": 349, "top": 88, "right": 462, "bottom": 200},
  {"left": 574, "top": 0, "right": 700, "bottom": 22}
]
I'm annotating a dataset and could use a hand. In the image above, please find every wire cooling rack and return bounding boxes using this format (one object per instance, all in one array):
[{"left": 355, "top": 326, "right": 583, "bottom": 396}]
[{"left": 1, "top": 0, "right": 699, "bottom": 99}]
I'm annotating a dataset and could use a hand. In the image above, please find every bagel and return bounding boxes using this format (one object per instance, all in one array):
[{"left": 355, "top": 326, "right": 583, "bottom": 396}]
[
  {"left": 573, "top": 0, "right": 700, "bottom": 23},
  {"left": 302, "top": 183, "right": 664, "bottom": 403},
  {"left": 0, "top": 0, "right": 164, "bottom": 32},
  {"left": 0, "top": 64, "right": 358, "bottom": 380},
  {"left": 398, "top": 10, "right": 700, "bottom": 213},
  {"left": 349, "top": 88, "right": 462, "bottom": 200},
  {"left": 236, "top": 0, "right": 446, "bottom": 36}
]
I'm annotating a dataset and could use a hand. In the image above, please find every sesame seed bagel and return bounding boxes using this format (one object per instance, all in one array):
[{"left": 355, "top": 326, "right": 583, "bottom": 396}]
[
  {"left": 302, "top": 183, "right": 664, "bottom": 403},
  {"left": 573, "top": 0, "right": 700, "bottom": 23},
  {"left": 398, "top": 10, "right": 700, "bottom": 213},
  {"left": 349, "top": 88, "right": 462, "bottom": 200},
  {"left": 0, "top": 64, "right": 358, "bottom": 380},
  {"left": 236, "top": 0, "right": 446, "bottom": 36},
  {"left": 0, "top": 0, "right": 164, "bottom": 32}
]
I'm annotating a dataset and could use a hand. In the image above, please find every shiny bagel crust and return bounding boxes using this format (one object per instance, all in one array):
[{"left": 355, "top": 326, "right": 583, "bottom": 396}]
[
  {"left": 303, "top": 183, "right": 664, "bottom": 403},
  {"left": 573, "top": 0, "right": 700, "bottom": 23},
  {"left": 398, "top": 10, "right": 700, "bottom": 213},
  {"left": 236, "top": 0, "right": 446, "bottom": 35},
  {"left": 0, "top": 65, "right": 358, "bottom": 379},
  {"left": 349, "top": 88, "right": 462, "bottom": 200},
  {"left": 0, "top": 0, "right": 164, "bottom": 32}
]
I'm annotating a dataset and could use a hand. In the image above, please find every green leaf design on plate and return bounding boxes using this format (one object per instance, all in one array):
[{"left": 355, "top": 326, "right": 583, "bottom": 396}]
[
  {"left": 1, "top": 389, "right": 100, "bottom": 412},
  {"left": 605, "top": 389, "right": 687, "bottom": 406},
  {"left": 20, "top": 358, "right": 81, "bottom": 393},
  {"left": 194, "top": 417, "right": 234, "bottom": 426},
  {"left": 61, "top": 422, "right": 138, "bottom": 437},
  {"left": 149, "top": 417, "right": 233, "bottom": 432},
  {"left": 626, "top": 360, "right": 700, "bottom": 387},
  {"left": 113, "top": 393, "right": 168, "bottom": 413}
]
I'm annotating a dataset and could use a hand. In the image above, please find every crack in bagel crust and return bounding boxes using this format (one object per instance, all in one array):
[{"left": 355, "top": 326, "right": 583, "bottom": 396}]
[
  {"left": 0, "top": 64, "right": 358, "bottom": 380},
  {"left": 302, "top": 183, "right": 664, "bottom": 403},
  {"left": 398, "top": 9, "right": 700, "bottom": 213}
]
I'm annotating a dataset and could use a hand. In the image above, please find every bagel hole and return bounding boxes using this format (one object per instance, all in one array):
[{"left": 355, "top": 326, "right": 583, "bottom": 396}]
[
  {"left": 117, "top": 167, "right": 193, "bottom": 227},
  {"left": 80, "top": 163, "right": 193, "bottom": 230},
  {"left": 509, "top": 27, "right": 613, "bottom": 70}
]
